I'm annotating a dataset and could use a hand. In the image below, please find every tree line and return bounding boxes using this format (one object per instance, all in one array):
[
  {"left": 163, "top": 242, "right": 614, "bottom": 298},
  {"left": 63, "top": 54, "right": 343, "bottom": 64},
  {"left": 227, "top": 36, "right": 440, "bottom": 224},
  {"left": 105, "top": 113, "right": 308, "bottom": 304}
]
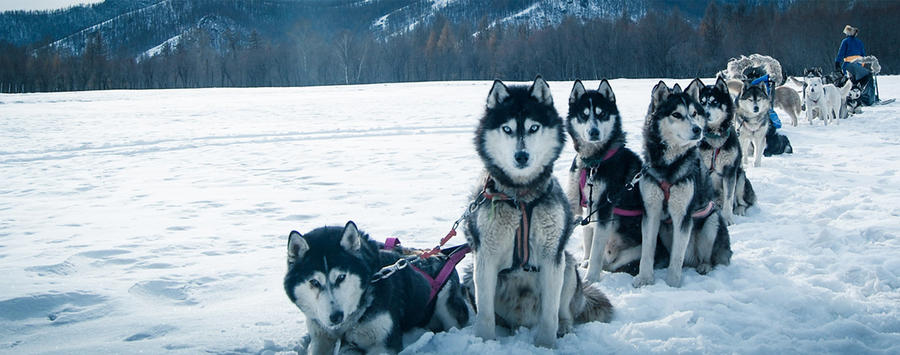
[{"left": 1, "top": 0, "right": 897, "bottom": 93}]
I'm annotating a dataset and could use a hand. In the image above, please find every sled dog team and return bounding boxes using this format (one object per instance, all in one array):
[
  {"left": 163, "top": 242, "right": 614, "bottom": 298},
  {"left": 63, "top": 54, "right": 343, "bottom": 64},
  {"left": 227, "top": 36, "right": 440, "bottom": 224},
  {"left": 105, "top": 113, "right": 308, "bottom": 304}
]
[{"left": 284, "top": 76, "right": 786, "bottom": 354}]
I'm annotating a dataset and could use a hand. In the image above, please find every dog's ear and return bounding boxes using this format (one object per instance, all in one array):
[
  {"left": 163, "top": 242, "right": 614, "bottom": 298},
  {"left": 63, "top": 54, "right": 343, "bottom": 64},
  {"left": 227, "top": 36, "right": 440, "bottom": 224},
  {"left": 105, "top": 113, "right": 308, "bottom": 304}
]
[
  {"left": 597, "top": 79, "right": 615, "bottom": 102},
  {"left": 287, "top": 231, "right": 309, "bottom": 265},
  {"left": 651, "top": 81, "right": 670, "bottom": 107},
  {"left": 530, "top": 75, "right": 553, "bottom": 105},
  {"left": 715, "top": 77, "right": 729, "bottom": 93},
  {"left": 569, "top": 80, "right": 586, "bottom": 104},
  {"left": 672, "top": 83, "right": 683, "bottom": 94},
  {"left": 340, "top": 221, "right": 362, "bottom": 252},
  {"left": 685, "top": 78, "right": 702, "bottom": 101},
  {"left": 486, "top": 80, "right": 509, "bottom": 110}
]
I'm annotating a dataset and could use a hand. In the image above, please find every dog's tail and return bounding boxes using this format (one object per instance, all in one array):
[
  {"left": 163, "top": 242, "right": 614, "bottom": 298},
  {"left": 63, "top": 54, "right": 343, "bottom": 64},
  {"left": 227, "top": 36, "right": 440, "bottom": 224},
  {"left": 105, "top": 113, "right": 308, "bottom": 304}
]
[
  {"left": 575, "top": 282, "right": 613, "bottom": 324},
  {"left": 743, "top": 174, "right": 757, "bottom": 207}
]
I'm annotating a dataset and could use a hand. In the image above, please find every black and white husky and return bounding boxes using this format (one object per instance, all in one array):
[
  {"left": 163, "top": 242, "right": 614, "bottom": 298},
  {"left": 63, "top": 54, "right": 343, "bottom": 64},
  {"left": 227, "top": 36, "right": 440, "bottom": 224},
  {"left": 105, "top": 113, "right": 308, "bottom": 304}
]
[
  {"left": 564, "top": 79, "right": 645, "bottom": 279},
  {"left": 735, "top": 81, "right": 772, "bottom": 168},
  {"left": 688, "top": 78, "right": 757, "bottom": 225},
  {"left": 464, "top": 77, "right": 612, "bottom": 348},
  {"left": 632, "top": 81, "right": 733, "bottom": 288},
  {"left": 284, "top": 221, "right": 470, "bottom": 354}
]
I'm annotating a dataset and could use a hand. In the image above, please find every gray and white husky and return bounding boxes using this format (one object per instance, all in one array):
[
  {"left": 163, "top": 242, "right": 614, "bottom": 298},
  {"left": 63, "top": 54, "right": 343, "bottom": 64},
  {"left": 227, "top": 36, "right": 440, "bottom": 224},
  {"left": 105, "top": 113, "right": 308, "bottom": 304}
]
[
  {"left": 633, "top": 81, "right": 733, "bottom": 289},
  {"left": 735, "top": 81, "right": 771, "bottom": 168},
  {"left": 564, "top": 79, "right": 645, "bottom": 280},
  {"left": 464, "top": 76, "right": 612, "bottom": 348},
  {"left": 284, "top": 221, "right": 470, "bottom": 354},
  {"left": 688, "top": 78, "right": 757, "bottom": 225}
]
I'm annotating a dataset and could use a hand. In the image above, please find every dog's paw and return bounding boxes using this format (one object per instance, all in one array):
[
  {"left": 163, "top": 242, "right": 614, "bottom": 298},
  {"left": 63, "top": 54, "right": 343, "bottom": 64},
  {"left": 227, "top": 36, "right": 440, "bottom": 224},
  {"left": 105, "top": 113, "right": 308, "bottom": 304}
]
[
  {"left": 632, "top": 274, "right": 655, "bottom": 288},
  {"left": 579, "top": 259, "right": 590, "bottom": 269},
  {"left": 753, "top": 161, "right": 761, "bottom": 168},
  {"left": 534, "top": 326, "right": 558, "bottom": 349},
  {"left": 473, "top": 319, "right": 496, "bottom": 341},
  {"left": 665, "top": 272, "right": 683, "bottom": 288},
  {"left": 723, "top": 213, "right": 735, "bottom": 226},
  {"left": 697, "top": 263, "right": 712, "bottom": 275},
  {"left": 557, "top": 319, "right": 574, "bottom": 338},
  {"left": 583, "top": 268, "right": 604, "bottom": 284},
  {"left": 734, "top": 205, "right": 747, "bottom": 216}
]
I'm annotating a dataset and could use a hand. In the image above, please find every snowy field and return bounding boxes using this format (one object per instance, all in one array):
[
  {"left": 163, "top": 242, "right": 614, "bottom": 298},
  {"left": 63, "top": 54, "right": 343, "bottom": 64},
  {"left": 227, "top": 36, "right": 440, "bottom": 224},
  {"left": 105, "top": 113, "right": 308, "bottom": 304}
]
[{"left": 1, "top": 78, "right": 899, "bottom": 354}]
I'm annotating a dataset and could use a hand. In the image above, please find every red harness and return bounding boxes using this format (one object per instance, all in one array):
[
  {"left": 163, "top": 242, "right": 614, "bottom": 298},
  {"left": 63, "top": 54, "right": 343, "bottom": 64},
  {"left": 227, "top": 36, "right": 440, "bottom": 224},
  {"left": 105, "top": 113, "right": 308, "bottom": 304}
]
[
  {"left": 658, "top": 180, "right": 716, "bottom": 223},
  {"left": 709, "top": 147, "right": 721, "bottom": 173},
  {"left": 382, "top": 238, "right": 471, "bottom": 304}
]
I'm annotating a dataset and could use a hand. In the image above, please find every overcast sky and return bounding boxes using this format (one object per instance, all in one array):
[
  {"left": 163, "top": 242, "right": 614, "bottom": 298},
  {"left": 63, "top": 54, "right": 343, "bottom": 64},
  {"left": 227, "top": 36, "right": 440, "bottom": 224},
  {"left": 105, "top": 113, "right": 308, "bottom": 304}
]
[{"left": 0, "top": 0, "right": 105, "bottom": 12}]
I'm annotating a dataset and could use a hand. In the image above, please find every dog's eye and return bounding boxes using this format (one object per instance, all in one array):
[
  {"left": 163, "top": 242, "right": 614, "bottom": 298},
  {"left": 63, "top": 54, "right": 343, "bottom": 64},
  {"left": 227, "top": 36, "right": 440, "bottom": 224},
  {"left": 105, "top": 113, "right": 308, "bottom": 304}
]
[
  {"left": 672, "top": 112, "right": 683, "bottom": 119},
  {"left": 334, "top": 274, "right": 346, "bottom": 285},
  {"left": 502, "top": 126, "right": 513, "bottom": 135},
  {"left": 309, "top": 279, "right": 322, "bottom": 289},
  {"left": 529, "top": 124, "right": 540, "bottom": 133},
  {"left": 583, "top": 108, "right": 590, "bottom": 116},
  {"left": 594, "top": 107, "right": 602, "bottom": 116}
]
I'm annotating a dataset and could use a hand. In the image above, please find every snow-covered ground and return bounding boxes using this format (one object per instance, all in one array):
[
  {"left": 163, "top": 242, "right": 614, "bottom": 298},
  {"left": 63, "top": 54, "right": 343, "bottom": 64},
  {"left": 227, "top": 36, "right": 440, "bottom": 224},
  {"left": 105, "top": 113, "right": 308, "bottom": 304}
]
[{"left": 1, "top": 78, "right": 898, "bottom": 354}]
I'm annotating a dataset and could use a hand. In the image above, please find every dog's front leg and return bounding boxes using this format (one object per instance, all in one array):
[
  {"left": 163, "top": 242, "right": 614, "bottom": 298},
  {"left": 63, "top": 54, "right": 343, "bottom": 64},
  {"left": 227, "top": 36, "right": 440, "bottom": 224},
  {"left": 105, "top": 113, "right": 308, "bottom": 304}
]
[
  {"left": 633, "top": 181, "right": 663, "bottom": 288},
  {"left": 535, "top": 258, "right": 564, "bottom": 348},
  {"left": 721, "top": 171, "right": 737, "bottom": 225},
  {"left": 584, "top": 221, "right": 611, "bottom": 283},
  {"left": 665, "top": 182, "right": 694, "bottom": 288},
  {"left": 472, "top": 254, "right": 500, "bottom": 341},
  {"left": 739, "top": 134, "right": 752, "bottom": 167},
  {"left": 752, "top": 133, "right": 765, "bottom": 167}
]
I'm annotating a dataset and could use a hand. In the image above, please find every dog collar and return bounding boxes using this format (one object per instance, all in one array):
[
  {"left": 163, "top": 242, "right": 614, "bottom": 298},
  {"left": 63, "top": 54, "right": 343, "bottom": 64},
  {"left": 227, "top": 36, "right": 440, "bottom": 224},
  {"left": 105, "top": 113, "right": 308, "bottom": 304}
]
[
  {"left": 703, "top": 127, "right": 733, "bottom": 140},
  {"left": 580, "top": 144, "right": 622, "bottom": 168}
]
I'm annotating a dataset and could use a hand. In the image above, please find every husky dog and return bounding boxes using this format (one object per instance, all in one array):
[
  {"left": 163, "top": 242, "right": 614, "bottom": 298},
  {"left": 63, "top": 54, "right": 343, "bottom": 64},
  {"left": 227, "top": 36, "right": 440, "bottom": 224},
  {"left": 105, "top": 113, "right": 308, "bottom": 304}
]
[
  {"left": 284, "top": 222, "right": 470, "bottom": 354},
  {"left": 465, "top": 77, "right": 612, "bottom": 348},
  {"left": 688, "top": 78, "right": 756, "bottom": 226},
  {"left": 804, "top": 76, "right": 851, "bottom": 126},
  {"left": 632, "top": 81, "right": 732, "bottom": 288},
  {"left": 847, "top": 86, "right": 863, "bottom": 115},
  {"left": 563, "top": 79, "right": 644, "bottom": 280},
  {"left": 774, "top": 86, "right": 802, "bottom": 127},
  {"left": 735, "top": 81, "right": 771, "bottom": 168}
]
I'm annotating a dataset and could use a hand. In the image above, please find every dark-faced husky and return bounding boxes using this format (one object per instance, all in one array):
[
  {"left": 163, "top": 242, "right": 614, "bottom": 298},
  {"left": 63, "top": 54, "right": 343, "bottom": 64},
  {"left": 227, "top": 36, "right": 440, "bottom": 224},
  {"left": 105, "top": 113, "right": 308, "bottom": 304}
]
[
  {"left": 633, "top": 81, "right": 733, "bottom": 289},
  {"left": 735, "top": 81, "right": 772, "bottom": 168},
  {"left": 464, "top": 76, "right": 612, "bottom": 348},
  {"left": 688, "top": 78, "right": 757, "bottom": 225},
  {"left": 564, "top": 79, "right": 645, "bottom": 280},
  {"left": 284, "top": 221, "right": 469, "bottom": 354}
]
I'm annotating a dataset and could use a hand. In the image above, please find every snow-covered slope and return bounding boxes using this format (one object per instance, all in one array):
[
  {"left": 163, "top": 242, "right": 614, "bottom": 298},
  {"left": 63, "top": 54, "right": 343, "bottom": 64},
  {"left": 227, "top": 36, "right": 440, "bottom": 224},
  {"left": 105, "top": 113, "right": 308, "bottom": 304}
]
[{"left": 0, "top": 78, "right": 898, "bottom": 353}]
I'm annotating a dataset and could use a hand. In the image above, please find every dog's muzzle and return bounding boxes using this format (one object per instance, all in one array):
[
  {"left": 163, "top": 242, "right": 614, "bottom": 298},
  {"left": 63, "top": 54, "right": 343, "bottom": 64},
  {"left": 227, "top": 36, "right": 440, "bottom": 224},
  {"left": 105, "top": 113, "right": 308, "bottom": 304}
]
[{"left": 514, "top": 150, "right": 529, "bottom": 168}]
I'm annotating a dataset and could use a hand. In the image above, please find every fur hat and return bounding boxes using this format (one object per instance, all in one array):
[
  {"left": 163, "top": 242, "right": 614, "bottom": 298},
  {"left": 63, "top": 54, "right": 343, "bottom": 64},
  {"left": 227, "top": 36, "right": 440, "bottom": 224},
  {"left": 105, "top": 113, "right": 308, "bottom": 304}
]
[{"left": 843, "top": 25, "right": 859, "bottom": 36}]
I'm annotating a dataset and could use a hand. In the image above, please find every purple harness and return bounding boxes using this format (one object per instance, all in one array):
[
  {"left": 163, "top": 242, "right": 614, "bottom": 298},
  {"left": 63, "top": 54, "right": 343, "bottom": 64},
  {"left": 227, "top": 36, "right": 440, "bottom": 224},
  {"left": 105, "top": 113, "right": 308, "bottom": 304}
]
[{"left": 383, "top": 238, "right": 470, "bottom": 304}]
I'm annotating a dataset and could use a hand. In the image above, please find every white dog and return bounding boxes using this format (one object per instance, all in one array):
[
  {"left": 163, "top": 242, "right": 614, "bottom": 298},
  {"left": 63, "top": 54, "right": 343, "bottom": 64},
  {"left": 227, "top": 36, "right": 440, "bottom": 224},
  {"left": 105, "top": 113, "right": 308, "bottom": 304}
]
[{"left": 804, "top": 77, "right": 851, "bottom": 126}]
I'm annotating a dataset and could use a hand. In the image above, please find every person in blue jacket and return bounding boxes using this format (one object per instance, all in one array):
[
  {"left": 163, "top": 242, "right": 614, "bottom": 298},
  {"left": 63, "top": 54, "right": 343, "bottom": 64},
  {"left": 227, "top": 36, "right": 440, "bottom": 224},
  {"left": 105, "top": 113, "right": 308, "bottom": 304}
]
[{"left": 836, "top": 25, "right": 877, "bottom": 105}]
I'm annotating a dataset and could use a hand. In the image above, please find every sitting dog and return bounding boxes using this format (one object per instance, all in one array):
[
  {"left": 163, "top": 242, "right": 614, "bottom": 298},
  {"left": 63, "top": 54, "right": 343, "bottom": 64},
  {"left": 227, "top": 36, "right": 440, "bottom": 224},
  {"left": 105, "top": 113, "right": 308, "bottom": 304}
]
[
  {"left": 284, "top": 221, "right": 470, "bottom": 354},
  {"left": 735, "top": 81, "right": 771, "bottom": 167},
  {"left": 465, "top": 77, "right": 612, "bottom": 348},
  {"left": 687, "top": 78, "right": 756, "bottom": 225},
  {"left": 564, "top": 79, "right": 644, "bottom": 281},
  {"left": 632, "top": 81, "right": 733, "bottom": 288},
  {"left": 847, "top": 86, "right": 863, "bottom": 115}
]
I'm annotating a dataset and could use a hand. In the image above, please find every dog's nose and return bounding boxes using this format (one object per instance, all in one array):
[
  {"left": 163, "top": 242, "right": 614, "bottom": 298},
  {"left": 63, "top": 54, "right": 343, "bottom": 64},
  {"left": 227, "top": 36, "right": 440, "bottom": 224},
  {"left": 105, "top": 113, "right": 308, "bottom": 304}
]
[
  {"left": 329, "top": 311, "right": 344, "bottom": 325},
  {"left": 691, "top": 126, "right": 701, "bottom": 137},
  {"left": 753, "top": 106, "right": 759, "bottom": 113},
  {"left": 514, "top": 151, "right": 529, "bottom": 166},
  {"left": 588, "top": 128, "right": 600, "bottom": 139}
]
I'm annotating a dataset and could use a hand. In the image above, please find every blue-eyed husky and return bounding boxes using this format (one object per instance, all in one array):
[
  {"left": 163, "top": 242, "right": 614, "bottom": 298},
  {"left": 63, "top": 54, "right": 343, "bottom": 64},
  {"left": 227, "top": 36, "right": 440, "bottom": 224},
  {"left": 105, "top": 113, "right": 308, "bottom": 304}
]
[
  {"left": 464, "top": 76, "right": 612, "bottom": 348},
  {"left": 564, "top": 79, "right": 647, "bottom": 279},
  {"left": 633, "top": 81, "right": 733, "bottom": 289},
  {"left": 284, "top": 221, "right": 469, "bottom": 354}
]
